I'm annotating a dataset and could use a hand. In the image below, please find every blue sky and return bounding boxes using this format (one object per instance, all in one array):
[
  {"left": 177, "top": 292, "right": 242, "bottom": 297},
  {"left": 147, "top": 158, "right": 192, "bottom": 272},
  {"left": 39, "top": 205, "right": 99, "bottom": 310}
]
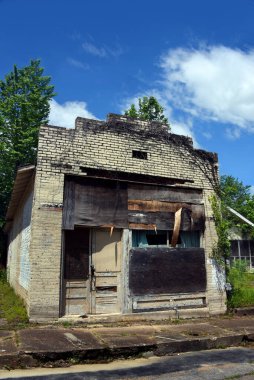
[{"left": 1, "top": 0, "right": 254, "bottom": 190}]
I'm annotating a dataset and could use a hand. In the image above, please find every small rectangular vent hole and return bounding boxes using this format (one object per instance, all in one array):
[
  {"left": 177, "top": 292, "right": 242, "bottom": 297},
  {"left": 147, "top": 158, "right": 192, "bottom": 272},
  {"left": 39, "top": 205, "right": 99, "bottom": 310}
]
[{"left": 132, "top": 150, "right": 148, "bottom": 160}]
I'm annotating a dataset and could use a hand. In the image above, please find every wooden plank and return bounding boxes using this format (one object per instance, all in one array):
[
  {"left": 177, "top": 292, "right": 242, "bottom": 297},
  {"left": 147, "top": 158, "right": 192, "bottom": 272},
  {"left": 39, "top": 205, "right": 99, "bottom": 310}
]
[
  {"left": 96, "top": 276, "right": 118, "bottom": 287},
  {"left": 75, "top": 180, "right": 128, "bottom": 228},
  {"left": 62, "top": 179, "right": 75, "bottom": 230},
  {"left": 128, "top": 184, "right": 203, "bottom": 203},
  {"left": 133, "top": 292, "right": 206, "bottom": 301},
  {"left": 129, "top": 223, "right": 156, "bottom": 230},
  {"left": 128, "top": 205, "right": 205, "bottom": 231},
  {"left": 133, "top": 297, "right": 205, "bottom": 310},
  {"left": 63, "top": 177, "right": 128, "bottom": 229},
  {"left": 129, "top": 248, "right": 206, "bottom": 296},
  {"left": 128, "top": 200, "right": 193, "bottom": 212},
  {"left": 79, "top": 167, "right": 193, "bottom": 186},
  {"left": 171, "top": 208, "right": 182, "bottom": 247}
]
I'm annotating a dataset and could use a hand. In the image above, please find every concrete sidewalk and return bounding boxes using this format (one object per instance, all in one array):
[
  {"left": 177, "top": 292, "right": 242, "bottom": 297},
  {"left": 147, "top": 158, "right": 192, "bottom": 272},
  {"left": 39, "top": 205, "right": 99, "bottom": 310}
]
[{"left": 0, "top": 316, "right": 254, "bottom": 369}]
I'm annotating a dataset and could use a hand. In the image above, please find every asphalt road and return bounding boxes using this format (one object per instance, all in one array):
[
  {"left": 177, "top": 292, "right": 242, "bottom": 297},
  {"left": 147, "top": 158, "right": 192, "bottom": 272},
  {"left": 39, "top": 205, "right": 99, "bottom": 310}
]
[{"left": 1, "top": 347, "right": 254, "bottom": 380}]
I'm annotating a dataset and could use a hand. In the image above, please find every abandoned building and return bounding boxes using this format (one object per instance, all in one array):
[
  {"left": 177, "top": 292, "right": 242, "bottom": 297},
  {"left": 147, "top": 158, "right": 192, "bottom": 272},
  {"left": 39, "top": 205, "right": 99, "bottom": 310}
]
[{"left": 5, "top": 114, "right": 226, "bottom": 321}]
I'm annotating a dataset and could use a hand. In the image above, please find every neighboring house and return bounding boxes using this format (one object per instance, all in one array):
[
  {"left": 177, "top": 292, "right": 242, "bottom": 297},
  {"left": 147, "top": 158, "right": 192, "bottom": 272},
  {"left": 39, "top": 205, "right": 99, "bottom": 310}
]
[
  {"left": 230, "top": 239, "right": 254, "bottom": 270},
  {"left": 5, "top": 114, "right": 226, "bottom": 321},
  {"left": 228, "top": 212, "right": 254, "bottom": 271}
]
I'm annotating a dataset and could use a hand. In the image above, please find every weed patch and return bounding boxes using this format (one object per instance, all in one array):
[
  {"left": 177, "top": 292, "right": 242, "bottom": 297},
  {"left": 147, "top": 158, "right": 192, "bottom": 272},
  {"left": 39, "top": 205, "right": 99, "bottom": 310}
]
[
  {"left": 227, "top": 261, "right": 254, "bottom": 308},
  {"left": 0, "top": 269, "right": 28, "bottom": 325}
]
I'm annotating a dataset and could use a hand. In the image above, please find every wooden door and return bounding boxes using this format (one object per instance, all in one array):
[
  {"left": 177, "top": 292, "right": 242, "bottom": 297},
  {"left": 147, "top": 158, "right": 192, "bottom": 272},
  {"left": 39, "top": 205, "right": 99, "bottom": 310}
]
[
  {"left": 63, "top": 228, "right": 90, "bottom": 315},
  {"left": 91, "top": 229, "right": 122, "bottom": 314}
]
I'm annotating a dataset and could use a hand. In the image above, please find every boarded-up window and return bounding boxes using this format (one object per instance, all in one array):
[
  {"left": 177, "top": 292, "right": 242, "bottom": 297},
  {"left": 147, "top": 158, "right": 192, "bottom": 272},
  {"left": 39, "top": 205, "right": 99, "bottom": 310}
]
[
  {"left": 63, "top": 177, "right": 205, "bottom": 232},
  {"left": 128, "top": 184, "right": 204, "bottom": 231},
  {"left": 63, "top": 177, "right": 128, "bottom": 230},
  {"left": 129, "top": 248, "right": 206, "bottom": 295}
]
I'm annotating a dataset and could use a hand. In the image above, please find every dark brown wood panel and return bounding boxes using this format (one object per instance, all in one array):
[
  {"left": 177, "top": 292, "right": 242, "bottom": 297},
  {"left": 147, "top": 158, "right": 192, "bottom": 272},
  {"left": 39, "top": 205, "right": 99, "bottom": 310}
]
[
  {"left": 64, "top": 228, "right": 90, "bottom": 280},
  {"left": 63, "top": 177, "right": 128, "bottom": 229},
  {"left": 129, "top": 248, "right": 206, "bottom": 295},
  {"left": 128, "top": 200, "right": 191, "bottom": 212},
  {"left": 63, "top": 177, "right": 204, "bottom": 231},
  {"left": 79, "top": 167, "right": 193, "bottom": 185},
  {"left": 128, "top": 207, "right": 204, "bottom": 231},
  {"left": 63, "top": 180, "right": 75, "bottom": 230},
  {"left": 128, "top": 184, "right": 203, "bottom": 203}
]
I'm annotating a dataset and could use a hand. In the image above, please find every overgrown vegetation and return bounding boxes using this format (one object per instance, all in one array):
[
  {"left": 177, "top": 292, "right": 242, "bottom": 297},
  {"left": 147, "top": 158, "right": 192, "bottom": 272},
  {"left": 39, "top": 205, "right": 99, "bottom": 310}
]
[
  {"left": 210, "top": 192, "right": 254, "bottom": 309},
  {"left": 210, "top": 194, "right": 231, "bottom": 265},
  {"left": 0, "top": 269, "right": 28, "bottom": 325},
  {"left": 227, "top": 261, "right": 254, "bottom": 308},
  {"left": 125, "top": 96, "right": 170, "bottom": 127}
]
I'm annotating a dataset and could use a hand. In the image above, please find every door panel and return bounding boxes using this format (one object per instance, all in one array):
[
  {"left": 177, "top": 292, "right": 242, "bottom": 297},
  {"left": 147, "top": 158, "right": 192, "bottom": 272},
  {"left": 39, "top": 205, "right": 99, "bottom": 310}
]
[
  {"left": 63, "top": 228, "right": 90, "bottom": 315},
  {"left": 91, "top": 229, "right": 122, "bottom": 314},
  {"left": 93, "top": 229, "right": 122, "bottom": 272}
]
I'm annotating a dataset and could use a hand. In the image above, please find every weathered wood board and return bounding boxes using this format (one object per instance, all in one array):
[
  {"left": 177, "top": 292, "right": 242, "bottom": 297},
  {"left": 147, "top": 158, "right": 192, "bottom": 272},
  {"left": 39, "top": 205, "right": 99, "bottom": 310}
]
[
  {"left": 128, "top": 184, "right": 203, "bottom": 203},
  {"left": 129, "top": 248, "right": 206, "bottom": 295}
]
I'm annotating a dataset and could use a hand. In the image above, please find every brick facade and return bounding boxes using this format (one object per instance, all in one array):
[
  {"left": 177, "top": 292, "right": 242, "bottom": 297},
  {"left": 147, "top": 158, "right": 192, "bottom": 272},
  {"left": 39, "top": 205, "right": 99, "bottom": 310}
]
[{"left": 7, "top": 114, "right": 226, "bottom": 320}]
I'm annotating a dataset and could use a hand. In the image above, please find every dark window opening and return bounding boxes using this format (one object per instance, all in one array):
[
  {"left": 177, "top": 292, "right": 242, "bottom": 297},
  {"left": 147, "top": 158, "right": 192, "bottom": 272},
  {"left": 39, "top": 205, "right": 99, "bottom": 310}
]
[
  {"left": 146, "top": 232, "right": 167, "bottom": 245},
  {"left": 132, "top": 150, "right": 148, "bottom": 160},
  {"left": 132, "top": 230, "right": 199, "bottom": 248}
]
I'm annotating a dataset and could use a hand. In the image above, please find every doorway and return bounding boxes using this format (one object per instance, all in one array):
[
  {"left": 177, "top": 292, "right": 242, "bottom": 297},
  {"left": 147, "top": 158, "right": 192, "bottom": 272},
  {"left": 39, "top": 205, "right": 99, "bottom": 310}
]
[
  {"left": 91, "top": 228, "right": 122, "bottom": 314},
  {"left": 63, "top": 227, "right": 122, "bottom": 316},
  {"left": 63, "top": 228, "right": 90, "bottom": 315}
]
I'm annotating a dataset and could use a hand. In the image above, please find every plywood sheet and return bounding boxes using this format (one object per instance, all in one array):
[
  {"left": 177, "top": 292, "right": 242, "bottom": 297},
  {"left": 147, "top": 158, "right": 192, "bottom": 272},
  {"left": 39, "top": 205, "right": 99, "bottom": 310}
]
[
  {"left": 128, "top": 184, "right": 203, "bottom": 203},
  {"left": 129, "top": 248, "right": 206, "bottom": 295},
  {"left": 93, "top": 229, "right": 122, "bottom": 272},
  {"left": 63, "top": 177, "right": 128, "bottom": 229}
]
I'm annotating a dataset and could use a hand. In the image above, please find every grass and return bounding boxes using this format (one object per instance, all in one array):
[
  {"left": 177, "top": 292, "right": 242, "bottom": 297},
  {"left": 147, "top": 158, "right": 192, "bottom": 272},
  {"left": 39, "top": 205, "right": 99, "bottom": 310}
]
[
  {"left": 0, "top": 269, "right": 28, "bottom": 325},
  {"left": 227, "top": 261, "right": 254, "bottom": 309}
]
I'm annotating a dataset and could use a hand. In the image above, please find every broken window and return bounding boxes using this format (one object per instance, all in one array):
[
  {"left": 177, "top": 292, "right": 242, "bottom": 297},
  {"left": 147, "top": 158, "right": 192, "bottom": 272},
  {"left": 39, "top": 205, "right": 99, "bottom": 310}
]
[
  {"left": 132, "top": 150, "right": 148, "bottom": 160},
  {"left": 132, "top": 230, "right": 200, "bottom": 248}
]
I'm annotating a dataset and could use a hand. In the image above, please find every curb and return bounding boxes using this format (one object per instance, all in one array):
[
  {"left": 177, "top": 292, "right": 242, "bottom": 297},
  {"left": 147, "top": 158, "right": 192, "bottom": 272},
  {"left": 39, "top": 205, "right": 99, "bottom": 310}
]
[{"left": 1, "top": 332, "right": 254, "bottom": 369}]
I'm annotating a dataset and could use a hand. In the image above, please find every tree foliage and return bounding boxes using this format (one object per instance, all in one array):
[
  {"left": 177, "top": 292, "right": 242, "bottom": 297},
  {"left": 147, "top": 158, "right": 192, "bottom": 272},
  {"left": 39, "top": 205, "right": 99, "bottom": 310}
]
[
  {"left": 220, "top": 175, "right": 254, "bottom": 238},
  {"left": 125, "top": 96, "right": 170, "bottom": 128},
  {"left": 0, "top": 60, "right": 55, "bottom": 260}
]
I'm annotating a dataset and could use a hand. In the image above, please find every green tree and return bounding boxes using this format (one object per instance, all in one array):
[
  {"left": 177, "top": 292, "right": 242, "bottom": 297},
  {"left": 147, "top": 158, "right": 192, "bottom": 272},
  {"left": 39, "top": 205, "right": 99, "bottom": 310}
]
[
  {"left": 125, "top": 96, "right": 170, "bottom": 128},
  {"left": 0, "top": 60, "right": 55, "bottom": 262},
  {"left": 220, "top": 175, "right": 254, "bottom": 238}
]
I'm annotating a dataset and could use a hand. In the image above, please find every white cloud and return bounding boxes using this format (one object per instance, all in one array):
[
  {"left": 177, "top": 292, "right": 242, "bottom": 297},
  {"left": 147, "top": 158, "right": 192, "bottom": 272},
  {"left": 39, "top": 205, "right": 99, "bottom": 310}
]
[
  {"left": 49, "top": 99, "right": 97, "bottom": 129},
  {"left": 82, "top": 41, "right": 124, "bottom": 58},
  {"left": 160, "top": 45, "right": 254, "bottom": 136},
  {"left": 67, "top": 58, "right": 89, "bottom": 70},
  {"left": 82, "top": 41, "right": 107, "bottom": 57},
  {"left": 250, "top": 186, "right": 254, "bottom": 195}
]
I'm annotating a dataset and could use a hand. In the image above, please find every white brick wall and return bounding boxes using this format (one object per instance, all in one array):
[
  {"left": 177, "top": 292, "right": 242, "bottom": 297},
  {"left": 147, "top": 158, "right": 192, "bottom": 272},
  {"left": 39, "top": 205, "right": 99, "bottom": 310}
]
[{"left": 24, "top": 115, "right": 226, "bottom": 319}]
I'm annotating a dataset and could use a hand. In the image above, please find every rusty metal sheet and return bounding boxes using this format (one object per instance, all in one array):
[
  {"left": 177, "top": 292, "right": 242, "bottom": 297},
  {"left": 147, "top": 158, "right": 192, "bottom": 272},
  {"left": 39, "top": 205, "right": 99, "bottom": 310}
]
[{"left": 129, "top": 248, "right": 206, "bottom": 295}]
